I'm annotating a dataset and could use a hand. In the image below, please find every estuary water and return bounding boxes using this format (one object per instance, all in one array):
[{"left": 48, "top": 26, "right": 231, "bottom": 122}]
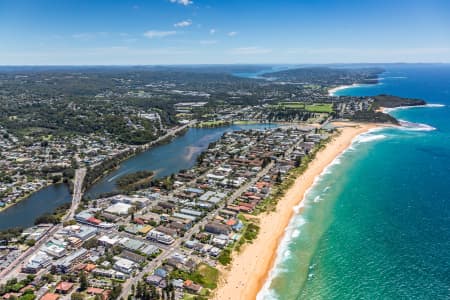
[
  {"left": 259, "top": 64, "right": 450, "bottom": 299},
  {"left": 0, "top": 123, "right": 276, "bottom": 230}
]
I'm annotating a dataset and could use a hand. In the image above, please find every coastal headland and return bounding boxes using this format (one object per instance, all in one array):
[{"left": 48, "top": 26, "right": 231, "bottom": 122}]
[{"left": 213, "top": 122, "right": 389, "bottom": 300}]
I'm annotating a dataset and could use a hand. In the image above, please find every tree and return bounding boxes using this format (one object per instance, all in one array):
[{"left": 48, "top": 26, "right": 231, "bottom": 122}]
[
  {"left": 25, "top": 239, "right": 36, "bottom": 247},
  {"left": 276, "top": 170, "right": 282, "bottom": 183},
  {"left": 79, "top": 271, "right": 88, "bottom": 291},
  {"left": 71, "top": 292, "right": 84, "bottom": 300},
  {"left": 110, "top": 282, "right": 122, "bottom": 300},
  {"left": 19, "top": 292, "right": 36, "bottom": 300}
]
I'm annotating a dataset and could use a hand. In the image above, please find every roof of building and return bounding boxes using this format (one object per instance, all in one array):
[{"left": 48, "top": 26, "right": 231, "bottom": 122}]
[
  {"left": 87, "top": 287, "right": 104, "bottom": 295},
  {"left": 55, "top": 282, "right": 74, "bottom": 292},
  {"left": 105, "top": 203, "right": 132, "bottom": 215},
  {"left": 40, "top": 293, "right": 60, "bottom": 300}
]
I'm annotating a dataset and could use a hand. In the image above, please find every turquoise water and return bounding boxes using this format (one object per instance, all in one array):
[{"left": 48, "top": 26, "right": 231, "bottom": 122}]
[{"left": 259, "top": 65, "right": 450, "bottom": 299}]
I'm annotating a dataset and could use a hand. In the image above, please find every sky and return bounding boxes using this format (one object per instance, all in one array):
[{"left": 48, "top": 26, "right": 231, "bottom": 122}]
[{"left": 1, "top": 0, "right": 450, "bottom": 65}]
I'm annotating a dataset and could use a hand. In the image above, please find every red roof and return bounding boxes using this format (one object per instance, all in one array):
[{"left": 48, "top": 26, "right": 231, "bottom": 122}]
[
  {"left": 255, "top": 182, "right": 269, "bottom": 188},
  {"left": 3, "top": 293, "right": 22, "bottom": 299},
  {"left": 87, "top": 217, "right": 101, "bottom": 225},
  {"left": 239, "top": 202, "right": 255, "bottom": 208},
  {"left": 85, "top": 263, "right": 97, "bottom": 272},
  {"left": 134, "top": 218, "right": 145, "bottom": 225},
  {"left": 40, "top": 293, "right": 60, "bottom": 300},
  {"left": 56, "top": 282, "right": 74, "bottom": 292},
  {"left": 87, "top": 287, "right": 104, "bottom": 295},
  {"left": 239, "top": 206, "right": 252, "bottom": 212},
  {"left": 226, "top": 219, "right": 237, "bottom": 226},
  {"left": 19, "top": 285, "right": 35, "bottom": 293}
]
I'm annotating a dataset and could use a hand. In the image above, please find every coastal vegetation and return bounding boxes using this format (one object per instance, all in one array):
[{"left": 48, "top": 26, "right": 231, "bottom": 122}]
[
  {"left": 116, "top": 170, "right": 154, "bottom": 192},
  {"left": 195, "top": 120, "right": 230, "bottom": 128},
  {"left": 257, "top": 133, "right": 334, "bottom": 213},
  {"left": 350, "top": 94, "right": 426, "bottom": 124},
  {"left": 0, "top": 227, "right": 24, "bottom": 243},
  {"left": 170, "top": 263, "right": 219, "bottom": 290},
  {"left": 372, "top": 94, "right": 426, "bottom": 108},
  {"left": 350, "top": 110, "right": 398, "bottom": 124},
  {"left": 83, "top": 148, "right": 139, "bottom": 190},
  {"left": 262, "top": 66, "right": 382, "bottom": 85},
  {"left": 34, "top": 202, "right": 71, "bottom": 225}
]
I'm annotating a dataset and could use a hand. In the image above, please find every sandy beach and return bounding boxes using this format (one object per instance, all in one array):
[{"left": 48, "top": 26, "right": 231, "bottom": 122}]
[
  {"left": 328, "top": 84, "right": 363, "bottom": 96},
  {"left": 213, "top": 122, "right": 384, "bottom": 300}
]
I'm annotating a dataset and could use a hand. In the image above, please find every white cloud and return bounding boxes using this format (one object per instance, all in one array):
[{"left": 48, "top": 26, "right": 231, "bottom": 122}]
[
  {"left": 174, "top": 19, "right": 192, "bottom": 28},
  {"left": 170, "top": 0, "right": 193, "bottom": 6},
  {"left": 72, "top": 32, "right": 108, "bottom": 40},
  {"left": 228, "top": 47, "right": 272, "bottom": 55},
  {"left": 209, "top": 28, "right": 216, "bottom": 35},
  {"left": 72, "top": 33, "right": 95, "bottom": 40},
  {"left": 123, "top": 38, "right": 138, "bottom": 43},
  {"left": 284, "top": 47, "right": 450, "bottom": 55},
  {"left": 144, "top": 30, "right": 176, "bottom": 38},
  {"left": 200, "top": 40, "right": 218, "bottom": 45},
  {"left": 228, "top": 31, "right": 238, "bottom": 37}
]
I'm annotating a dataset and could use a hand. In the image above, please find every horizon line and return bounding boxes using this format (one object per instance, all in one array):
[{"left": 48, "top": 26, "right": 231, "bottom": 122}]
[{"left": 1, "top": 62, "right": 450, "bottom": 67}]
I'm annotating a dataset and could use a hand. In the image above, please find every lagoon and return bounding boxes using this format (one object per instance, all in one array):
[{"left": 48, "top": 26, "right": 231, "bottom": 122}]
[{"left": 0, "top": 123, "right": 276, "bottom": 230}]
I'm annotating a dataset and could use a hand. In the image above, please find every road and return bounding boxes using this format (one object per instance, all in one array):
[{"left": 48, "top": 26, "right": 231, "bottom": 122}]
[
  {"left": 0, "top": 122, "right": 197, "bottom": 285},
  {"left": 0, "top": 168, "right": 86, "bottom": 284},
  {"left": 140, "top": 120, "right": 197, "bottom": 151},
  {"left": 118, "top": 142, "right": 303, "bottom": 298},
  {"left": 65, "top": 168, "right": 86, "bottom": 221}
]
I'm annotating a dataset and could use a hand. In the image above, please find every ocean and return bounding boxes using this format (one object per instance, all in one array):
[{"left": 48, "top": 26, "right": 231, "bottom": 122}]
[{"left": 258, "top": 64, "right": 450, "bottom": 299}]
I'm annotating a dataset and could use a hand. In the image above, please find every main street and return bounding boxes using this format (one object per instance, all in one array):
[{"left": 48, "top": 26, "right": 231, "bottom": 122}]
[
  {"left": 65, "top": 168, "right": 86, "bottom": 221},
  {"left": 0, "top": 122, "right": 195, "bottom": 284},
  {"left": 0, "top": 168, "right": 86, "bottom": 284}
]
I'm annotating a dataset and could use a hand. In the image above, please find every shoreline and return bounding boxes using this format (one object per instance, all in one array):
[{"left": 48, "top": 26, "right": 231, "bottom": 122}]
[
  {"left": 0, "top": 181, "right": 53, "bottom": 214},
  {"left": 328, "top": 82, "right": 379, "bottom": 96},
  {"left": 213, "top": 122, "right": 388, "bottom": 300},
  {"left": 328, "top": 84, "right": 367, "bottom": 96}
]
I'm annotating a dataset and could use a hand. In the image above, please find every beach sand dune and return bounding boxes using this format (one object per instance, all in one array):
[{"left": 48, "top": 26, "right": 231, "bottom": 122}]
[{"left": 213, "top": 122, "right": 381, "bottom": 300}]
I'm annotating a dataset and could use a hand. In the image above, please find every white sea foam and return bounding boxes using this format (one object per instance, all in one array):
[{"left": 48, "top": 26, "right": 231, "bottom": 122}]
[
  {"left": 291, "top": 229, "right": 301, "bottom": 238},
  {"left": 328, "top": 82, "right": 382, "bottom": 96},
  {"left": 353, "top": 133, "right": 387, "bottom": 144},
  {"left": 398, "top": 120, "right": 436, "bottom": 131},
  {"left": 257, "top": 127, "right": 396, "bottom": 299},
  {"left": 383, "top": 76, "right": 408, "bottom": 79},
  {"left": 383, "top": 103, "right": 445, "bottom": 113},
  {"left": 257, "top": 288, "right": 279, "bottom": 300}
]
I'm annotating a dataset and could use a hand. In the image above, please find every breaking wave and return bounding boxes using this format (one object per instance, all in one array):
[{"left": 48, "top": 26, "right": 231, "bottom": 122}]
[
  {"left": 353, "top": 133, "right": 387, "bottom": 144},
  {"left": 383, "top": 103, "right": 445, "bottom": 113},
  {"left": 398, "top": 120, "right": 436, "bottom": 131},
  {"left": 257, "top": 127, "right": 396, "bottom": 300}
]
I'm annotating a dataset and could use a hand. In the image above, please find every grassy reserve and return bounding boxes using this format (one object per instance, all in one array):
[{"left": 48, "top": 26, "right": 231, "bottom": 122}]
[{"left": 271, "top": 102, "right": 334, "bottom": 113}]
